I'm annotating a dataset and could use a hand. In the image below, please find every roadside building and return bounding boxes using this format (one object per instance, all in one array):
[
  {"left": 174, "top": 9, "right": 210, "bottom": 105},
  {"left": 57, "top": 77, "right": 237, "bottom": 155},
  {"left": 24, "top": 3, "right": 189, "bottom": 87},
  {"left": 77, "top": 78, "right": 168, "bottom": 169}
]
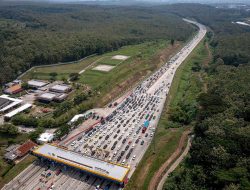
[
  {"left": 4, "top": 84, "right": 23, "bottom": 95},
  {"left": 49, "top": 84, "right": 72, "bottom": 93},
  {"left": 16, "top": 140, "right": 37, "bottom": 158},
  {"left": 4, "top": 140, "right": 37, "bottom": 162},
  {"left": 37, "top": 132, "right": 54, "bottom": 144},
  {"left": 28, "top": 80, "right": 48, "bottom": 89}
]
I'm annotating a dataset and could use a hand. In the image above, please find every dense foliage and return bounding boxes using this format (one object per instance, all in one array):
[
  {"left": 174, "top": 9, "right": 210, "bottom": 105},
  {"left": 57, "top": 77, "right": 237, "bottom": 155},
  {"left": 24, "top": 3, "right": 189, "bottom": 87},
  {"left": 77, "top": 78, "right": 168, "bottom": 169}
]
[
  {"left": 164, "top": 4, "right": 250, "bottom": 190},
  {"left": 0, "top": 3, "right": 195, "bottom": 85}
]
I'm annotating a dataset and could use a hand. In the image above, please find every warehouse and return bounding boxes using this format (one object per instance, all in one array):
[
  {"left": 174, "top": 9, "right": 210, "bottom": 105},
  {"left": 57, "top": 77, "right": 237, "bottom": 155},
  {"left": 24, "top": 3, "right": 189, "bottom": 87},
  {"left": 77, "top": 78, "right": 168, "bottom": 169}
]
[
  {"left": 28, "top": 80, "right": 48, "bottom": 89},
  {"left": 49, "top": 84, "right": 72, "bottom": 93},
  {"left": 32, "top": 144, "right": 129, "bottom": 184},
  {"left": 0, "top": 95, "right": 23, "bottom": 113}
]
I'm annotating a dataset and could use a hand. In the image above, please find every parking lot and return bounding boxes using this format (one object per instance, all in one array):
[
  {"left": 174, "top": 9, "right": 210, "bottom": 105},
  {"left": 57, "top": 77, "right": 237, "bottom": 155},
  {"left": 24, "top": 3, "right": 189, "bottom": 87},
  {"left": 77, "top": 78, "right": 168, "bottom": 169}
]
[{"left": 2, "top": 19, "right": 206, "bottom": 190}]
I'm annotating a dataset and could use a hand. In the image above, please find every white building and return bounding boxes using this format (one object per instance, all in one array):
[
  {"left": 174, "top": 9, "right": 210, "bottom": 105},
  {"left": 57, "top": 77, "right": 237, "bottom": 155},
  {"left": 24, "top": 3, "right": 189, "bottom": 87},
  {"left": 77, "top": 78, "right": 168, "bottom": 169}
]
[
  {"left": 37, "top": 133, "right": 54, "bottom": 144},
  {"left": 28, "top": 80, "right": 48, "bottom": 89}
]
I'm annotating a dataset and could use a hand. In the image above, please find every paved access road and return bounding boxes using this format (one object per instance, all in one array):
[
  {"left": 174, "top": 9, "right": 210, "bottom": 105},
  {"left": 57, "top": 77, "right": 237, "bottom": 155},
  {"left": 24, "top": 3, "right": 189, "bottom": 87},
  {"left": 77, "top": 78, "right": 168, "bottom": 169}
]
[{"left": 2, "top": 19, "right": 206, "bottom": 190}]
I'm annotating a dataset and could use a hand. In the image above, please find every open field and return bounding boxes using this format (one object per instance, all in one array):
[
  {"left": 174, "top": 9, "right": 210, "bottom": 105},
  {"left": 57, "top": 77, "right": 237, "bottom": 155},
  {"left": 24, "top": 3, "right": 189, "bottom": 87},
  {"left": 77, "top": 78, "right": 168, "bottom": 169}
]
[
  {"left": 97, "top": 57, "right": 123, "bottom": 66},
  {"left": 125, "top": 39, "right": 209, "bottom": 190},
  {"left": 21, "top": 42, "right": 154, "bottom": 82}
]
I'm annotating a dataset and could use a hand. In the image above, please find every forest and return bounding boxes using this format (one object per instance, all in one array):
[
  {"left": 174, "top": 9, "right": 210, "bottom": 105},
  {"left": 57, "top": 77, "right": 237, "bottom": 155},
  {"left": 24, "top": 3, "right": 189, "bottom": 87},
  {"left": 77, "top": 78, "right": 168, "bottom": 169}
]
[
  {"left": 0, "top": 3, "right": 195, "bottom": 85},
  {"left": 163, "top": 4, "right": 250, "bottom": 190}
]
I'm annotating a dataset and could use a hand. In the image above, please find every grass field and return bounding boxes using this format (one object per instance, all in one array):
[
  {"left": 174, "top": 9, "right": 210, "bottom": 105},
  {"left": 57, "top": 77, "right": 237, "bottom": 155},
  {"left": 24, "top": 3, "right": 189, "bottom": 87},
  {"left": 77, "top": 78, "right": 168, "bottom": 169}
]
[
  {"left": 125, "top": 40, "right": 209, "bottom": 190},
  {"left": 21, "top": 42, "right": 154, "bottom": 81},
  {"left": 97, "top": 56, "right": 123, "bottom": 66}
]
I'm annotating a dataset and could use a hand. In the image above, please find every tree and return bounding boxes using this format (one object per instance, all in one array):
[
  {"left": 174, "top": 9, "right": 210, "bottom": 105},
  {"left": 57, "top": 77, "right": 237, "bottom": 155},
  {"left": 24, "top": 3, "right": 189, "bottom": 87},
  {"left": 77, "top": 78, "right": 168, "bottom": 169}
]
[
  {"left": 69, "top": 73, "right": 80, "bottom": 81},
  {"left": 29, "top": 127, "right": 44, "bottom": 141},
  {"left": 171, "top": 39, "right": 175, "bottom": 46},
  {"left": 0, "top": 124, "right": 19, "bottom": 135},
  {"left": 21, "top": 82, "right": 29, "bottom": 90}
]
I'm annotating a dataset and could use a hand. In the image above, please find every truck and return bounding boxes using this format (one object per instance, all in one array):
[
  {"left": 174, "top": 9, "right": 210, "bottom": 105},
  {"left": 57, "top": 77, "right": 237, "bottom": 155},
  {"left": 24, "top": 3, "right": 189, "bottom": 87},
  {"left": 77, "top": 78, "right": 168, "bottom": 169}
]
[{"left": 142, "top": 120, "right": 150, "bottom": 133}]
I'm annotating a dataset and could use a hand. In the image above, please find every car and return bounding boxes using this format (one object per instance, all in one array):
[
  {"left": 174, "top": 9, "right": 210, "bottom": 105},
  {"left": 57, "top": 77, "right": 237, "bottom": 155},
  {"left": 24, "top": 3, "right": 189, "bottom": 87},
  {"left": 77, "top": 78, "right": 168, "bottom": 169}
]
[
  {"left": 55, "top": 169, "right": 62, "bottom": 176},
  {"left": 135, "top": 139, "right": 139, "bottom": 144},
  {"left": 125, "top": 145, "right": 129, "bottom": 151},
  {"left": 117, "top": 156, "right": 122, "bottom": 162},
  {"left": 95, "top": 185, "right": 100, "bottom": 190},
  {"left": 84, "top": 175, "right": 90, "bottom": 182},
  {"left": 145, "top": 133, "right": 148, "bottom": 137},
  {"left": 141, "top": 140, "right": 144, "bottom": 145},
  {"left": 126, "top": 153, "right": 131, "bottom": 159},
  {"left": 46, "top": 172, "right": 51, "bottom": 178},
  {"left": 121, "top": 159, "right": 126, "bottom": 165},
  {"left": 103, "top": 144, "right": 108, "bottom": 149},
  {"left": 132, "top": 155, "right": 136, "bottom": 160}
]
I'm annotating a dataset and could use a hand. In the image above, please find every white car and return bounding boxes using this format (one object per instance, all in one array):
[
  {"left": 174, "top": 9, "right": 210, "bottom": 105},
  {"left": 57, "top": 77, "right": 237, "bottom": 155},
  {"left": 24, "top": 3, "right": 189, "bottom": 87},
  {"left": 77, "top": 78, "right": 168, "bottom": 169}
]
[
  {"left": 122, "top": 159, "right": 126, "bottom": 165},
  {"left": 132, "top": 155, "right": 136, "bottom": 160}
]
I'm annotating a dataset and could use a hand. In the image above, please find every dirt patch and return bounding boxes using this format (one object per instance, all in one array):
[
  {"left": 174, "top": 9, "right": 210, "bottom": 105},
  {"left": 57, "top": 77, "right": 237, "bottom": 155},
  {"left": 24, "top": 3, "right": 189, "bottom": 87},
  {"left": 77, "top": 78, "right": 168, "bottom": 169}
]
[
  {"left": 92, "top": 64, "right": 115, "bottom": 72},
  {"left": 148, "top": 128, "right": 192, "bottom": 190},
  {"left": 112, "top": 55, "right": 130, "bottom": 60}
]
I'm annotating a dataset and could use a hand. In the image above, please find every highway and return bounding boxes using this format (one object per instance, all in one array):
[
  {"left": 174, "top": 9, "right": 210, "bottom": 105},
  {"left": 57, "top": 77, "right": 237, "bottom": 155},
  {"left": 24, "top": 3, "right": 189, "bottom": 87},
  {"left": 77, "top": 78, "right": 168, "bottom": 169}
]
[{"left": 2, "top": 19, "right": 206, "bottom": 190}]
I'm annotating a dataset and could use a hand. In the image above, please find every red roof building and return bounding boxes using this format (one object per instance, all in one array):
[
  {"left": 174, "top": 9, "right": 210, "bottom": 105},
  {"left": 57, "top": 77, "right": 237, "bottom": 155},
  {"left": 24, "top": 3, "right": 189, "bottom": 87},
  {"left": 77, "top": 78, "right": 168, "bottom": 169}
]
[
  {"left": 16, "top": 140, "right": 37, "bottom": 157},
  {"left": 4, "top": 84, "right": 23, "bottom": 95}
]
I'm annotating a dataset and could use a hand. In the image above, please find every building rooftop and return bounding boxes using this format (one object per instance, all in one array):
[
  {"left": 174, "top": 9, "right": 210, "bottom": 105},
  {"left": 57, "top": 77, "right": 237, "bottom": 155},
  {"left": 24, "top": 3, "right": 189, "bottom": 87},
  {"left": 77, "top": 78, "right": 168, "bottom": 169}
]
[
  {"left": 4, "top": 103, "right": 32, "bottom": 118},
  {"left": 4, "top": 84, "right": 22, "bottom": 94},
  {"left": 38, "top": 133, "right": 54, "bottom": 143},
  {"left": 0, "top": 97, "right": 11, "bottom": 108},
  {"left": 28, "top": 80, "right": 48, "bottom": 88},
  {"left": 33, "top": 144, "right": 129, "bottom": 182},
  {"left": 0, "top": 95, "right": 23, "bottom": 112},
  {"left": 38, "top": 92, "right": 57, "bottom": 101},
  {"left": 17, "top": 140, "right": 37, "bottom": 157},
  {"left": 50, "top": 84, "right": 71, "bottom": 92}
]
